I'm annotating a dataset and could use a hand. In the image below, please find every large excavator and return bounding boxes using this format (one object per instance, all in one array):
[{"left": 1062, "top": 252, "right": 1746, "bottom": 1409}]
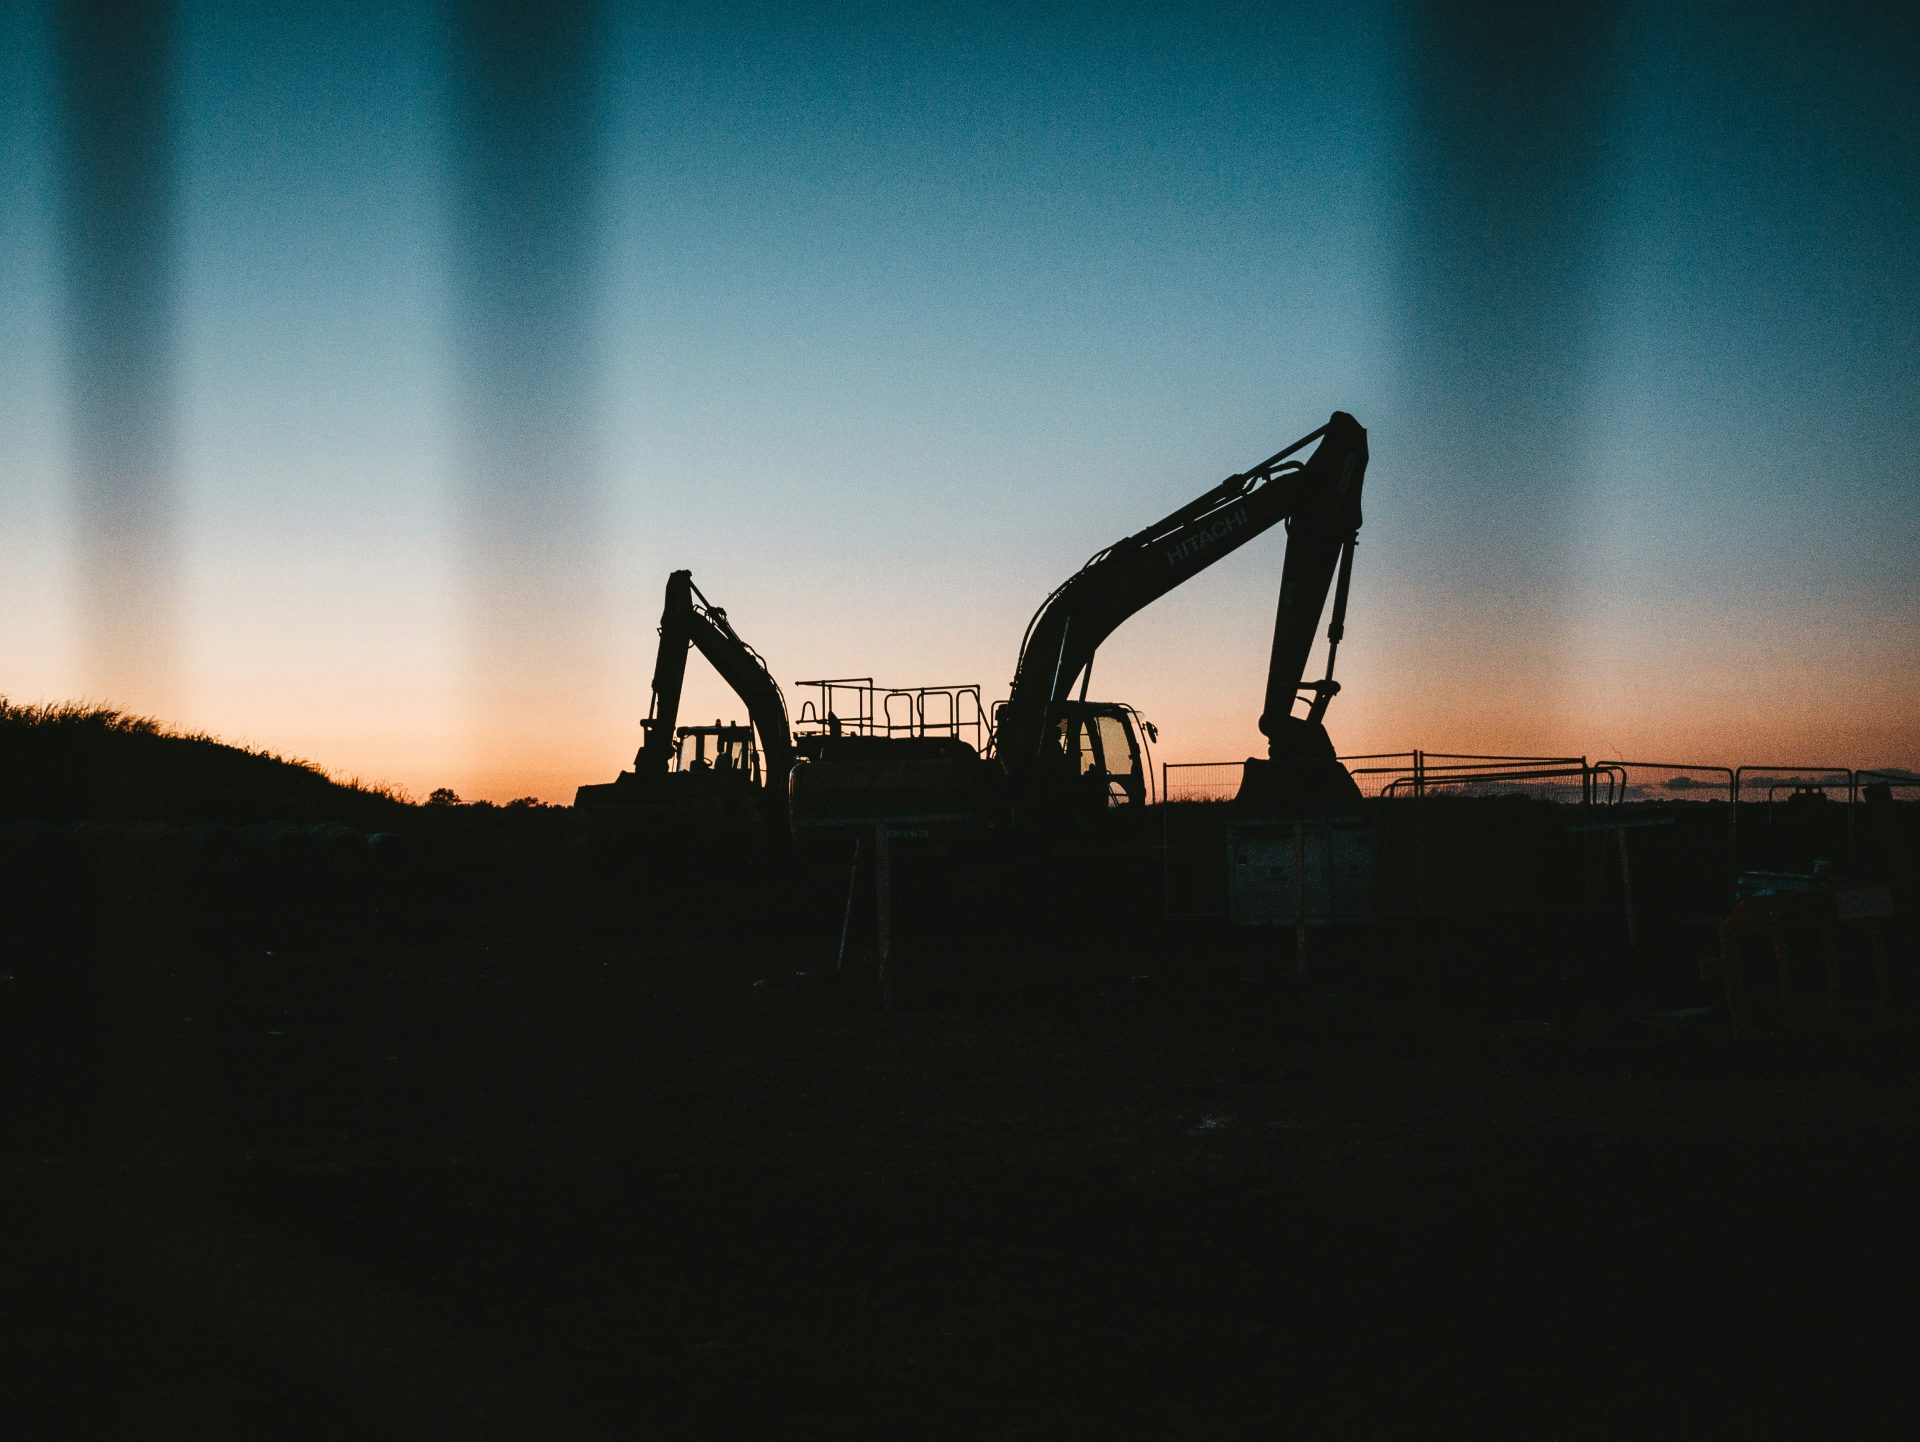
[
  {"left": 993, "top": 410, "right": 1369, "bottom": 821},
  {"left": 575, "top": 569, "right": 794, "bottom": 836}
]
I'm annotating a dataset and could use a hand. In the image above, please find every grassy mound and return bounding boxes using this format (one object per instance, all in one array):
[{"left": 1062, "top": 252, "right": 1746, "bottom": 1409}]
[{"left": 0, "top": 699, "right": 413, "bottom": 828}]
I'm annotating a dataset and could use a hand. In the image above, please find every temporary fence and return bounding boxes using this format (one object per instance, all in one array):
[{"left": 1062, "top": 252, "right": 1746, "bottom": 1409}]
[
  {"left": 1164, "top": 753, "right": 1915, "bottom": 811},
  {"left": 1158, "top": 751, "right": 1918, "bottom": 929},
  {"left": 1858, "top": 769, "right": 1920, "bottom": 800},
  {"left": 1163, "top": 751, "right": 1606, "bottom": 805}
]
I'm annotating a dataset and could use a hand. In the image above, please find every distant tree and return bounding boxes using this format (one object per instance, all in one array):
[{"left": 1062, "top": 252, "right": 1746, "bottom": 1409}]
[
  {"left": 427, "top": 786, "right": 460, "bottom": 807},
  {"left": 506, "top": 796, "right": 540, "bottom": 810}
]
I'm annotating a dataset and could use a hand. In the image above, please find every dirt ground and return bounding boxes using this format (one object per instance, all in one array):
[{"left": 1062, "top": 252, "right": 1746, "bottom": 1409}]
[{"left": 5, "top": 917, "right": 1918, "bottom": 1439}]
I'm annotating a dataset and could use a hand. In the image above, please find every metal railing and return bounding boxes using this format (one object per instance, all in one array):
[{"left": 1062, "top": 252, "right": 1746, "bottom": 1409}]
[
  {"left": 793, "top": 677, "right": 876, "bottom": 737},
  {"left": 1857, "top": 769, "right": 1920, "bottom": 798},
  {"left": 1593, "top": 761, "right": 1736, "bottom": 805},
  {"left": 1160, "top": 761, "right": 1247, "bottom": 803},
  {"left": 1159, "top": 751, "right": 1917, "bottom": 927},
  {"left": 792, "top": 677, "right": 991, "bottom": 751},
  {"left": 1162, "top": 751, "right": 1611, "bottom": 805},
  {"left": 1164, "top": 754, "right": 1919, "bottom": 809}
]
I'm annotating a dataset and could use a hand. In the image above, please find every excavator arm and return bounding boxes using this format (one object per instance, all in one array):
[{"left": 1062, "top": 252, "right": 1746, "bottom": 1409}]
[
  {"left": 996, "top": 412, "right": 1367, "bottom": 811},
  {"left": 635, "top": 569, "right": 795, "bottom": 826}
]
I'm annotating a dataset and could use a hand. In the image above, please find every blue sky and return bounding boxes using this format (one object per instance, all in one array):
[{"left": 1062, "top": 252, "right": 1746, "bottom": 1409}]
[{"left": 3, "top": 1, "right": 1915, "bottom": 797}]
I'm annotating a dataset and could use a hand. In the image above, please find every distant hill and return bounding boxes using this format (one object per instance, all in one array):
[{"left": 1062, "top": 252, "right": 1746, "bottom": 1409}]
[{"left": 0, "top": 700, "right": 414, "bottom": 828}]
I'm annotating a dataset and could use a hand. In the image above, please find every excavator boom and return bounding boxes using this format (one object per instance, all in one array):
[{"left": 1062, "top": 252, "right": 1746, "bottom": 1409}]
[
  {"left": 580, "top": 569, "right": 794, "bottom": 833},
  {"left": 996, "top": 412, "right": 1367, "bottom": 815},
  {"left": 640, "top": 571, "right": 794, "bottom": 782}
]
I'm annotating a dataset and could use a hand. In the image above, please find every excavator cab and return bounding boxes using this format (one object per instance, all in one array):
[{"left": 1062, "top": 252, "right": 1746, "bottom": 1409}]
[
  {"left": 1042, "top": 701, "right": 1152, "bottom": 814},
  {"left": 671, "top": 723, "right": 760, "bottom": 785}
]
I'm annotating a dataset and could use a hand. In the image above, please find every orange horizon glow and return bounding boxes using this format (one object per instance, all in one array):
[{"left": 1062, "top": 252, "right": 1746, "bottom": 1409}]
[
  {"left": 10, "top": 657, "right": 1911, "bottom": 808},
  {"left": 7, "top": 7, "right": 1915, "bottom": 807}
]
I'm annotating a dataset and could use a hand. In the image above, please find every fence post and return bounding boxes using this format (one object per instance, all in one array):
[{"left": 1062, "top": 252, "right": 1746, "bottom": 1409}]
[
  {"left": 1293, "top": 822, "right": 1308, "bottom": 977},
  {"left": 1161, "top": 800, "right": 1172, "bottom": 918},
  {"left": 1413, "top": 749, "right": 1426, "bottom": 914},
  {"left": 835, "top": 832, "right": 865, "bottom": 973},
  {"left": 1731, "top": 767, "right": 1742, "bottom": 879},
  {"left": 874, "top": 824, "right": 893, "bottom": 1011},
  {"left": 1617, "top": 828, "right": 1637, "bottom": 952}
]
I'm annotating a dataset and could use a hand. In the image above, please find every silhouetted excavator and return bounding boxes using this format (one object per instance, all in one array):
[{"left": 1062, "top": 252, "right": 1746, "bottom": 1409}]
[
  {"left": 575, "top": 570, "right": 793, "bottom": 837},
  {"left": 993, "top": 410, "right": 1368, "bottom": 821},
  {"left": 785, "top": 412, "right": 1370, "bottom": 839}
]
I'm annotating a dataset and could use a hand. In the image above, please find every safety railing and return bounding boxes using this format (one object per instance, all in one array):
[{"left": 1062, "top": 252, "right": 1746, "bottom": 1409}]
[
  {"left": 793, "top": 677, "right": 991, "bottom": 750},
  {"left": 793, "top": 678, "right": 876, "bottom": 737}
]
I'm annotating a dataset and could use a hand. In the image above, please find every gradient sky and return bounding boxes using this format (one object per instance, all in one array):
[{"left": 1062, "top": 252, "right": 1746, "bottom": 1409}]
[{"left": 3, "top": 1, "right": 1916, "bottom": 800}]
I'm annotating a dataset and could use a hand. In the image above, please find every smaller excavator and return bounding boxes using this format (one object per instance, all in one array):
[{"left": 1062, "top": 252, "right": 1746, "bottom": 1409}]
[
  {"left": 994, "top": 411, "right": 1369, "bottom": 823},
  {"left": 574, "top": 570, "right": 794, "bottom": 837}
]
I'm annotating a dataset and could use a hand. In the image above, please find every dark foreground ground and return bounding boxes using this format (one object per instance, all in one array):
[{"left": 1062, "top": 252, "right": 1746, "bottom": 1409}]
[{"left": 5, "top": 913, "right": 1917, "bottom": 1441}]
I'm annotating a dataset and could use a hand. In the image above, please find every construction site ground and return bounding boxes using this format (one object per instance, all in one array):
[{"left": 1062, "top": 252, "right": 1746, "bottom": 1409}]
[{"left": 6, "top": 916, "right": 1918, "bottom": 1439}]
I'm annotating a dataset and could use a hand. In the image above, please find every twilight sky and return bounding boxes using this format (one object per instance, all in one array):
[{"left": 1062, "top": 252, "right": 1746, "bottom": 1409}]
[{"left": 3, "top": 0, "right": 1916, "bottom": 800}]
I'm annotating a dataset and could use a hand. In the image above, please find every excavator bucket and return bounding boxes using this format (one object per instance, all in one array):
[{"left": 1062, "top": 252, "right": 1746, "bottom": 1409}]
[{"left": 1235, "top": 718, "right": 1363, "bottom": 816}]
